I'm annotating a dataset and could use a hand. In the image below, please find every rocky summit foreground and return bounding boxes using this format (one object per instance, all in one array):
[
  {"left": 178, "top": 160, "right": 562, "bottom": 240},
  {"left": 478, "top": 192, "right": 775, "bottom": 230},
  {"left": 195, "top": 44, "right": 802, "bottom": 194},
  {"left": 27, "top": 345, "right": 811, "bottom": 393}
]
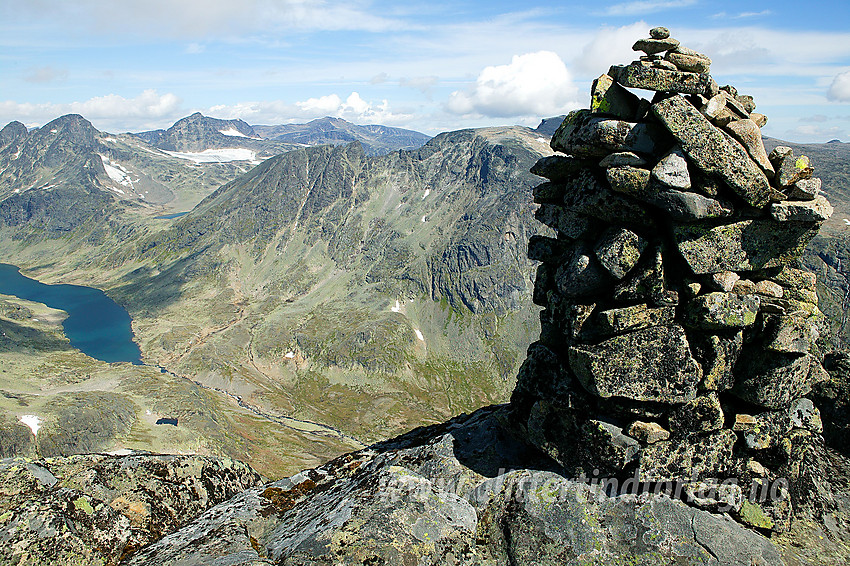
[{"left": 2, "top": 27, "right": 850, "bottom": 565}]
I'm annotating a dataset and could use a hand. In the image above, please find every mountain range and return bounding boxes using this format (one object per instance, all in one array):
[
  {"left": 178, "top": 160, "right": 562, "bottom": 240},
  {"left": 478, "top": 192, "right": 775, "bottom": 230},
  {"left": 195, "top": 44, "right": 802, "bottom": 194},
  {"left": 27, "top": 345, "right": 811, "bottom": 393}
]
[{"left": 0, "top": 111, "right": 848, "bottom": 480}]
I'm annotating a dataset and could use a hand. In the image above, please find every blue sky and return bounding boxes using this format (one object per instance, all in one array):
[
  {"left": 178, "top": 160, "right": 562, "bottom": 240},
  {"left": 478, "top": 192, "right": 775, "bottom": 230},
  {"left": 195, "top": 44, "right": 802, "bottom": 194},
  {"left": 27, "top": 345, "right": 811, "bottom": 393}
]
[{"left": 1, "top": 0, "right": 849, "bottom": 142}]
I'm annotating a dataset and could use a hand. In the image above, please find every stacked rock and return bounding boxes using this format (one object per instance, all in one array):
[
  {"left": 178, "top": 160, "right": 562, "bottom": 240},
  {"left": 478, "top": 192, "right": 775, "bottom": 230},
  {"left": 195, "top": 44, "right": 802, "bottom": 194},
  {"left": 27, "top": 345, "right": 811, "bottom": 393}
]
[{"left": 513, "top": 27, "right": 833, "bottom": 532}]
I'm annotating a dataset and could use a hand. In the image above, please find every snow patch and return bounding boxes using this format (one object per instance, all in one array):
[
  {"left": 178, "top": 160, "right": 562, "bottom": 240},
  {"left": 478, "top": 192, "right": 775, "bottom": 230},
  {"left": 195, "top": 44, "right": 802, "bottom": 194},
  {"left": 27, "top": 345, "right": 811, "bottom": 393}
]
[
  {"left": 536, "top": 137, "right": 548, "bottom": 144},
  {"left": 844, "top": 218, "right": 850, "bottom": 226},
  {"left": 99, "top": 154, "right": 136, "bottom": 189},
  {"left": 421, "top": 215, "right": 427, "bottom": 223},
  {"left": 13, "top": 188, "right": 20, "bottom": 193},
  {"left": 422, "top": 189, "right": 431, "bottom": 199},
  {"left": 391, "top": 300, "right": 402, "bottom": 313},
  {"left": 20, "top": 415, "right": 41, "bottom": 436},
  {"left": 285, "top": 351, "right": 295, "bottom": 359},
  {"left": 102, "top": 137, "right": 119, "bottom": 143},
  {"left": 163, "top": 148, "right": 257, "bottom": 163},
  {"left": 107, "top": 448, "right": 135, "bottom": 456},
  {"left": 414, "top": 329, "right": 424, "bottom": 341},
  {"left": 219, "top": 127, "right": 249, "bottom": 138},
  {"left": 50, "top": 129, "right": 57, "bottom": 134}
]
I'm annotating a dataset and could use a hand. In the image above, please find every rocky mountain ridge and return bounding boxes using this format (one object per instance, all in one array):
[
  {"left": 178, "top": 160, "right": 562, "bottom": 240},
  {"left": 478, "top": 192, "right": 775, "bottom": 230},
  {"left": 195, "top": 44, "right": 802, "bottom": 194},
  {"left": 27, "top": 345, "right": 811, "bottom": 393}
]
[{"left": 253, "top": 116, "right": 432, "bottom": 156}]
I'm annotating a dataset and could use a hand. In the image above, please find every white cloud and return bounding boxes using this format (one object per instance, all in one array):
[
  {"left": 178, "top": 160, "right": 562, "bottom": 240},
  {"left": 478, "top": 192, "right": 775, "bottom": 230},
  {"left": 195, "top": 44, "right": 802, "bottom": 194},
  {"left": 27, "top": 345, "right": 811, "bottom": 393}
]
[
  {"left": 446, "top": 51, "right": 581, "bottom": 119},
  {"left": 13, "top": 0, "right": 402, "bottom": 38},
  {"left": 828, "top": 71, "right": 850, "bottom": 102},
  {"left": 210, "top": 92, "right": 412, "bottom": 126},
  {"left": 574, "top": 23, "right": 646, "bottom": 74},
  {"left": 600, "top": 0, "right": 696, "bottom": 16},
  {"left": 0, "top": 90, "right": 182, "bottom": 131},
  {"left": 790, "top": 124, "right": 845, "bottom": 141}
]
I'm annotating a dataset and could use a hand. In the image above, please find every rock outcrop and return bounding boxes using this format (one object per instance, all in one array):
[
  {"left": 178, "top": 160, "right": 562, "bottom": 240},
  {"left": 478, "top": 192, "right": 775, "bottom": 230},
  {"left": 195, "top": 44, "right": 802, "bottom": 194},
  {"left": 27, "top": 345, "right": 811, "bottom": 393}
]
[{"left": 513, "top": 26, "right": 834, "bottom": 534}]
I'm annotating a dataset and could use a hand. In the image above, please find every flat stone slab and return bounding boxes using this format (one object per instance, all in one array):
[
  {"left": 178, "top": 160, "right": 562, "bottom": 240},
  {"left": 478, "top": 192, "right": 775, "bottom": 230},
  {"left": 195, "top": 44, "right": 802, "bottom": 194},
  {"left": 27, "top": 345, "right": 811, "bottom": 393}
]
[
  {"left": 770, "top": 194, "right": 833, "bottom": 222},
  {"left": 673, "top": 219, "right": 820, "bottom": 274},
  {"left": 651, "top": 95, "right": 772, "bottom": 208},
  {"left": 551, "top": 110, "right": 664, "bottom": 158},
  {"left": 610, "top": 64, "right": 711, "bottom": 95},
  {"left": 569, "top": 325, "right": 702, "bottom": 403}
]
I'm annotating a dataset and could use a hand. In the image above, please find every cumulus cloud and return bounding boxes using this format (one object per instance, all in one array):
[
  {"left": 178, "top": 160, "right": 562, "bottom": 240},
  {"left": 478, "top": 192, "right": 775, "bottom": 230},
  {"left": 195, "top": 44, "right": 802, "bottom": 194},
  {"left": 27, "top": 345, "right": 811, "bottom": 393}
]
[
  {"left": 828, "top": 71, "right": 850, "bottom": 102},
  {"left": 209, "top": 92, "right": 412, "bottom": 125},
  {"left": 574, "top": 23, "right": 646, "bottom": 74},
  {"left": 446, "top": 51, "right": 581, "bottom": 119},
  {"left": 0, "top": 90, "right": 182, "bottom": 131}
]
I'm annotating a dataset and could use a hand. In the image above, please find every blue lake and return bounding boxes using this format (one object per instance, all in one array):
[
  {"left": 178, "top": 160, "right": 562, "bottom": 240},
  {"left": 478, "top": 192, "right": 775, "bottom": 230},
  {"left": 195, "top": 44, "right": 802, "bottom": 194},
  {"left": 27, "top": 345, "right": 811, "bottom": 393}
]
[
  {"left": 0, "top": 263, "right": 142, "bottom": 364},
  {"left": 154, "top": 211, "right": 190, "bottom": 220}
]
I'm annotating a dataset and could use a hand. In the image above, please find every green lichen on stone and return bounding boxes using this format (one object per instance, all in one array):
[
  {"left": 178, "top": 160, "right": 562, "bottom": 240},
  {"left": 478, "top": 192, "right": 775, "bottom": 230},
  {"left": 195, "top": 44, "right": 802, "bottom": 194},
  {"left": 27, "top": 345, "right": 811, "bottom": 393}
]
[
  {"left": 73, "top": 496, "right": 94, "bottom": 516},
  {"left": 0, "top": 510, "right": 12, "bottom": 523},
  {"left": 795, "top": 156, "right": 810, "bottom": 170},
  {"left": 738, "top": 500, "right": 774, "bottom": 529}
]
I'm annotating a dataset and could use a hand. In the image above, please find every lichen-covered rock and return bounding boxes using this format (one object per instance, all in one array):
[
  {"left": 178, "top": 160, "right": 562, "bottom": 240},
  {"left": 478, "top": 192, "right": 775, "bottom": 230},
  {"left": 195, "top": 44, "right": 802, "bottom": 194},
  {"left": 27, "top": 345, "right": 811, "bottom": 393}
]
[
  {"left": 785, "top": 176, "right": 821, "bottom": 201},
  {"left": 633, "top": 37, "right": 681, "bottom": 54},
  {"left": 598, "top": 151, "right": 646, "bottom": 168},
  {"left": 103, "top": 407, "right": 784, "bottom": 566},
  {"left": 684, "top": 291, "right": 759, "bottom": 329},
  {"left": 593, "top": 226, "right": 646, "bottom": 279},
  {"left": 665, "top": 51, "right": 711, "bottom": 73},
  {"left": 569, "top": 325, "right": 702, "bottom": 403},
  {"left": 610, "top": 63, "right": 711, "bottom": 94},
  {"left": 669, "top": 393, "right": 724, "bottom": 433},
  {"left": 606, "top": 164, "right": 650, "bottom": 195},
  {"left": 554, "top": 243, "right": 612, "bottom": 298},
  {"left": 762, "top": 314, "right": 819, "bottom": 354},
  {"left": 640, "top": 429, "right": 736, "bottom": 482},
  {"left": 590, "top": 73, "right": 640, "bottom": 120},
  {"left": 732, "top": 353, "right": 825, "bottom": 409},
  {"left": 775, "top": 151, "right": 814, "bottom": 187},
  {"left": 725, "top": 118, "right": 774, "bottom": 176},
  {"left": 674, "top": 219, "right": 820, "bottom": 274},
  {"left": 551, "top": 110, "right": 664, "bottom": 158},
  {"left": 652, "top": 146, "right": 691, "bottom": 189},
  {"left": 530, "top": 154, "right": 587, "bottom": 183},
  {"left": 627, "top": 420, "right": 670, "bottom": 444},
  {"left": 652, "top": 95, "right": 772, "bottom": 207},
  {"left": 586, "top": 303, "right": 676, "bottom": 339},
  {"left": 691, "top": 330, "right": 742, "bottom": 391},
  {"left": 534, "top": 203, "right": 593, "bottom": 239},
  {"left": 0, "top": 454, "right": 264, "bottom": 565},
  {"left": 770, "top": 194, "right": 833, "bottom": 222}
]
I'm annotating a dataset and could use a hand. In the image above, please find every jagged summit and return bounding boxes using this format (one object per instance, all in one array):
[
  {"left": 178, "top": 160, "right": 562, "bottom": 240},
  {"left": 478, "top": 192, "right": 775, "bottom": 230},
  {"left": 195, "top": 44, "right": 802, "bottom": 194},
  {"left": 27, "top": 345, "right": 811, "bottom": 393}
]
[{"left": 133, "top": 112, "right": 278, "bottom": 154}]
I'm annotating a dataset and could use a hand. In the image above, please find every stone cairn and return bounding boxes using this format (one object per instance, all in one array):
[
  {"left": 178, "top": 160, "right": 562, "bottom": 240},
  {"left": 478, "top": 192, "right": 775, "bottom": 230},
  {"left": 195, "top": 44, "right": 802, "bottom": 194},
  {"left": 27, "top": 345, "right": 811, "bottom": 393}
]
[{"left": 512, "top": 27, "right": 834, "bottom": 532}]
